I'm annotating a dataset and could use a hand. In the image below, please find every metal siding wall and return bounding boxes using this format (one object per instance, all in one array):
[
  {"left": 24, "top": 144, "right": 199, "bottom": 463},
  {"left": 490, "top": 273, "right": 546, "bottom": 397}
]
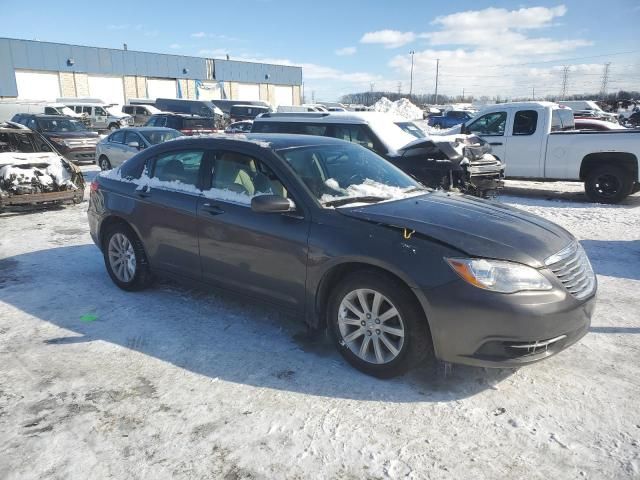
[
  {"left": 0, "top": 39, "right": 299, "bottom": 98},
  {"left": 213, "top": 59, "right": 301, "bottom": 86},
  {"left": 0, "top": 39, "right": 17, "bottom": 96}
]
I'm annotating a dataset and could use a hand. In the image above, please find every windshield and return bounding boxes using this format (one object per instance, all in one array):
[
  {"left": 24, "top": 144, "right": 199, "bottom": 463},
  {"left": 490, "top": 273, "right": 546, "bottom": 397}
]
[
  {"left": 106, "top": 106, "right": 123, "bottom": 117},
  {"left": 38, "top": 118, "right": 87, "bottom": 132},
  {"left": 0, "top": 132, "right": 42, "bottom": 153},
  {"left": 277, "top": 142, "right": 424, "bottom": 207},
  {"left": 396, "top": 122, "right": 426, "bottom": 138},
  {"left": 140, "top": 129, "right": 183, "bottom": 145}
]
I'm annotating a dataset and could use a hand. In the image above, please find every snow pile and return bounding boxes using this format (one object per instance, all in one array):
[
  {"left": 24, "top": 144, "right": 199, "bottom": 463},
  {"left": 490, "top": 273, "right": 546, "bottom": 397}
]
[{"left": 372, "top": 97, "right": 423, "bottom": 120}]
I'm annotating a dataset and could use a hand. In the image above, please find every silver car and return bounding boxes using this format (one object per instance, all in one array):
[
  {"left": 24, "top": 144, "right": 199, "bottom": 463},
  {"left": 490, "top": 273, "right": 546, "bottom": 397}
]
[{"left": 96, "top": 127, "right": 183, "bottom": 170}]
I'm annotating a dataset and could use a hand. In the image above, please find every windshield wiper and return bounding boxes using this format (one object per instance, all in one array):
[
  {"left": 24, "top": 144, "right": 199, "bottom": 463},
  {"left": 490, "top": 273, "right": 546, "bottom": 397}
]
[{"left": 323, "top": 195, "right": 388, "bottom": 207}]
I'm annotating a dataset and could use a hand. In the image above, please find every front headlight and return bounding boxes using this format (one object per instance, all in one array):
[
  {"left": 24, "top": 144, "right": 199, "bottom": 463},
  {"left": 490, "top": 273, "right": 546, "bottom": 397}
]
[{"left": 445, "top": 258, "right": 552, "bottom": 293}]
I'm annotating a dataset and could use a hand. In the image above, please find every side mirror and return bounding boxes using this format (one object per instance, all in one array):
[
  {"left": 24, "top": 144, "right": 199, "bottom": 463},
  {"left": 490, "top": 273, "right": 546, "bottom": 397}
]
[
  {"left": 460, "top": 124, "right": 468, "bottom": 134},
  {"left": 251, "top": 194, "right": 294, "bottom": 213},
  {"left": 127, "top": 141, "right": 141, "bottom": 150}
]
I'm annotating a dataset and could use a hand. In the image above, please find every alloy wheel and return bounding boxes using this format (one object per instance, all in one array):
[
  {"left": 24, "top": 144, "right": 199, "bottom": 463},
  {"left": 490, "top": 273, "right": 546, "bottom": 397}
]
[
  {"left": 337, "top": 288, "right": 405, "bottom": 364},
  {"left": 108, "top": 233, "right": 136, "bottom": 283}
]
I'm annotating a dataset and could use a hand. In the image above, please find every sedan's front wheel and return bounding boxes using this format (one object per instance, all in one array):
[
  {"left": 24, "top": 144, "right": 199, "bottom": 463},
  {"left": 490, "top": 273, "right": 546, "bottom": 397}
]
[
  {"left": 328, "top": 271, "right": 433, "bottom": 378},
  {"left": 103, "top": 224, "right": 152, "bottom": 291}
]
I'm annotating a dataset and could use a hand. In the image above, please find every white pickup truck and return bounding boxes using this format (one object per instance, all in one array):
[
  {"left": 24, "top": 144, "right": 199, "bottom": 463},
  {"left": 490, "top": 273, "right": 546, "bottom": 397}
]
[{"left": 458, "top": 101, "right": 640, "bottom": 203}]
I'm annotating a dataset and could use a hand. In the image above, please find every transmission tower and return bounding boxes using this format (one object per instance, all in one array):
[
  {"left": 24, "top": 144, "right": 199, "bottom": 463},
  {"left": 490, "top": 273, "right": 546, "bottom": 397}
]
[
  {"left": 397, "top": 81, "right": 402, "bottom": 94},
  {"left": 600, "top": 62, "right": 611, "bottom": 100},
  {"left": 560, "top": 66, "right": 569, "bottom": 100}
]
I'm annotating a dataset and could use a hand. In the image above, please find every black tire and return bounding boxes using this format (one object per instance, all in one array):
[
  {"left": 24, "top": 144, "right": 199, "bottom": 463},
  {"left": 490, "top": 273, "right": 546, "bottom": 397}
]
[
  {"left": 108, "top": 123, "right": 120, "bottom": 131},
  {"left": 99, "top": 155, "right": 112, "bottom": 171},
  {"left": 584, "top": 165, "right": 633, "bottom": 204},
  {"left": 327, "top": 270, "right": 433, "bottom": 378},
  {"left": 102, "top": 223, "right": 152, "bottom": 291}
]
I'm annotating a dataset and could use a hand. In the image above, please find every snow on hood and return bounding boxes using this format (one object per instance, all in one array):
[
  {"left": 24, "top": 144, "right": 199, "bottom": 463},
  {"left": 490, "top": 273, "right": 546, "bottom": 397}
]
[{"left": 0, "top": 152, "right": 75, "bottom": 190}]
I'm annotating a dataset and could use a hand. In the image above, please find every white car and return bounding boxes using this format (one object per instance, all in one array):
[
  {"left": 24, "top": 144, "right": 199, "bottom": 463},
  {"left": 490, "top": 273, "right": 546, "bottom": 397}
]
[
  {"left": 95, "top": 127, "right": 182, "bottom": 170},
  {"left": 459, "top": 101, "right": 640, "bottom": 203}
]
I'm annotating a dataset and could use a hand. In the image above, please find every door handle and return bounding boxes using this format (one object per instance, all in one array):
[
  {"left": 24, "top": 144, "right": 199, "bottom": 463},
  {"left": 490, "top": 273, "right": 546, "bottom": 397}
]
[
  {"left": 489, "top": 142, "right": 503, "bottom": 146},
  {"left": 202, "top": 202, "right": 224, "bottom": 215}
]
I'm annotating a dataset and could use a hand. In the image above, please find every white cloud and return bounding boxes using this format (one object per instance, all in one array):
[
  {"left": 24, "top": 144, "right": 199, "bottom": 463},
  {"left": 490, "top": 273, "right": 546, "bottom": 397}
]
[
  {"left": 169, "top": 43, "right": 181, "bottom": 50},
  {"left": 191, "top": 31, "right": 207, "bottom": 38},
  {"left": 198, "top": 48, "right": 228, "bottom": 57},
  {"left": 380, "top": 5, "right": 608, "bottom": 99},
  {"left": 335, "top": 46, "right": 357, "bottom": 56},
  {"left": 360, "top": 30, "right": 417, "bottom": 48},
  {"left": 107, "top": 24, "right": 129, "bottom": 30}
]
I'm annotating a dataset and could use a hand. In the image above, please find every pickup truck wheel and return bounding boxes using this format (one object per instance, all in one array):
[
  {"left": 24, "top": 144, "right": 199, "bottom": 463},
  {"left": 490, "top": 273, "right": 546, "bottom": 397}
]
[
  {"left": 103, "top": 224, "right": 152, "bottom": 291},
  {"left": 328, "top": 270, "right": 433, "bottom": 378},
  {"left": 108, "top": 123, "right": 120, "bottom": 131},
  {"left": 98, "top": 155, "right": 112, "bottom": 171},
  {"left": 585, "top": 165, "right": 633, "bottom": 204}
]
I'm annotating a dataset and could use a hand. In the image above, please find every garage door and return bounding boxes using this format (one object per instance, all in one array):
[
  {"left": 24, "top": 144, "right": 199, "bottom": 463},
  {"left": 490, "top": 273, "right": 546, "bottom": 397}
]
[
  {"left": 88, "top": 75, "right": 125, "bottom": 105},
  {"left": 197, "top": 81, "right": 222, "bottom": 101},
  {"left": 147, "top": 79, "right": 177, "bottom": 100},
  {"left": 236, "top": 83, "right": 260, "bottom": 101},
  {"left": 15, "top": 70, "right": 61, "bottom": 101},
  {"left": 274, "top": 86, "right": 293, "bottom": 107}
]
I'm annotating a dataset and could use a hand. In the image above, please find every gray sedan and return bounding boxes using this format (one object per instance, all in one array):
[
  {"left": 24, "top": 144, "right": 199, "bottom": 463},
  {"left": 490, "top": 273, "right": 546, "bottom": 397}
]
[
  {"left": 96, "top": 127, "right": 182, "bottom": 170},
  {"left": 88, "top": 134, "right": 596, "bottom": 378}
]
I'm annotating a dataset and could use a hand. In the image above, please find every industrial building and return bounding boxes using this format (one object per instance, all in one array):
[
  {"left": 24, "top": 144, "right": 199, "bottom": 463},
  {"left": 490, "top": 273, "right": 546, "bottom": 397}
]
[{"left": 0, "top": 37, "right": 303, "bottom": 107}]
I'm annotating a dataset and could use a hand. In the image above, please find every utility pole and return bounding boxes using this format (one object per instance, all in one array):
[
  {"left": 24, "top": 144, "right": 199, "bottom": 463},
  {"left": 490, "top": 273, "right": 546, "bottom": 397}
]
[
  {"left": 600, "top": 62, "right": 611, "bottom": 100},
  {"left": 560, "top": 66, "right": 569, "bottom": 100},
  {"left": 397, "top": 82, "right": 402, "bottom": 94},
  {"left": 461, "top": 88, "right": 465, "bottom": 102},
  {"left": 409, "top": 50, "right": 415, "bottom": 96},
  {"left": 532, "top": 87, "right": 535, "bottom": 100},
  {"left": 370, "top": 82, "right": 375, "bottom": 92},
  {"left": 311, "top": 90, "right": 315, "bottom": 103},
  {"left": 434, "top": 58, "right": 440, "bottom": 105}
]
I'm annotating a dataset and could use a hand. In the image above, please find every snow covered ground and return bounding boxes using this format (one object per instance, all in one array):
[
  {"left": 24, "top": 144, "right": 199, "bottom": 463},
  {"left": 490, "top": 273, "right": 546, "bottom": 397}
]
[{"left": 1, "top": 166, "right": 639, "bottom": 479}]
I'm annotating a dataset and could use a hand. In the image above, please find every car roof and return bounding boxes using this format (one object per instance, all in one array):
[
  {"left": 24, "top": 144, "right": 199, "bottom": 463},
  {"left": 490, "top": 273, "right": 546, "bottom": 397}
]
[
  {"left": 120, "top": 127, "right": 178, "bottom": 132},
  {"left": 14, "top": 114, "right": 75, "bottom": 120},
  {"left": 162, "top": 133, "right": 353, "bottom": 150},
  {"left": 151, "top": 113, "right": 207, "bottom": 118},
  {"left": 254, "top": 111, "right": 395, "bottom": 125}
]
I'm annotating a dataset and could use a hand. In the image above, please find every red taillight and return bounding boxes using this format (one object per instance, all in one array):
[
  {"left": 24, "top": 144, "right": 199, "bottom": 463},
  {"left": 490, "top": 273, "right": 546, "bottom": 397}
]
[{"left": 90, "top": 180, "right": 99, "bottom": 192}]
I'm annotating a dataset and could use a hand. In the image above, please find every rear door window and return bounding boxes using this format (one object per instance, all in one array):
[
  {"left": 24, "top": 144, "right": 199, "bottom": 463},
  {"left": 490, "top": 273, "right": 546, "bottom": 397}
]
[
  {"left": 151, "top": 150, "right": 205, "bottom": 188},
  {"left": 123, "top": 106, "right": 134, "bottom": 114},
  {"left": 329, "top": 125, "right": 375, "bottom": 150},
  {"left": 513, "top": 110, "right": 538, "bottom": 135}
]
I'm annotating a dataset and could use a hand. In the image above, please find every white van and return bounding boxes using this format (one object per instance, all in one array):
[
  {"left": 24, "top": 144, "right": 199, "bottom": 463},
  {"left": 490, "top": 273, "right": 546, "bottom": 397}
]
[
  {"left": 58, "top": 98, "right": 133, "bottom": 131},
  {"left": 0, "top": 100, "right": 86, "bottom": 123}
]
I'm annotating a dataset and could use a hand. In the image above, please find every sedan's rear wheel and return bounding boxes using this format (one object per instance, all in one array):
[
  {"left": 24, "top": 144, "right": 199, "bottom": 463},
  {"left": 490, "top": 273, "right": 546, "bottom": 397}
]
[
  {"left": 328, "top": 270, "right": 433, "bottom": 378},
  {"left": 103, "top": 224, "right": 152, "bottom": 291},
  {"left": 99, "top": 155, "right": 112, "bottom": 171}
]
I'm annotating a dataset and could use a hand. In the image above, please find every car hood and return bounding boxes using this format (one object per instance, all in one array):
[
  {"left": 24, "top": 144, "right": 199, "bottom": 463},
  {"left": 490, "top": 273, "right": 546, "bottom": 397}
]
[{"left": 338, "top": 192, "right": 573, "bottom": 268}]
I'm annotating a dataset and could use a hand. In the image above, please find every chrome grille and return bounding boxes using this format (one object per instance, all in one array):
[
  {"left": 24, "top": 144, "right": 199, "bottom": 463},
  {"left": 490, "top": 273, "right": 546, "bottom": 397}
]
[
  {"left": 545, "top": 242, "right": 596, "bottom": 300},
  {"left": 66, "top": 138, "right": 99, "bottom": 148}
]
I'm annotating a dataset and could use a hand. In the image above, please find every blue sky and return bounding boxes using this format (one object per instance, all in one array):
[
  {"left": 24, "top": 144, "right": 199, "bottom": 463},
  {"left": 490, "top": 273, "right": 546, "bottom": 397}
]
[{"left": 2, "top": 0, "right": 639, "bottom": 100}]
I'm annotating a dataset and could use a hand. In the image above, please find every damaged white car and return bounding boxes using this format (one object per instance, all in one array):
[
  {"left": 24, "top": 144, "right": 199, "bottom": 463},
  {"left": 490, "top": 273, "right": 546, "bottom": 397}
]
[{"left": 0, "top": 122, "right": 85, "bottom": 210}]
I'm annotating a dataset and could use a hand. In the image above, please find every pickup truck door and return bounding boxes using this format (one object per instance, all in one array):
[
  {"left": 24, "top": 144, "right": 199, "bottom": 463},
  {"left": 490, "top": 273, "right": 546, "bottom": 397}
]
[
  {"left": 465, "top": 110, "right": 508, "bottom": 163},
  {"left": 503, "top": 109, "right": 545, "bottom": 177}
]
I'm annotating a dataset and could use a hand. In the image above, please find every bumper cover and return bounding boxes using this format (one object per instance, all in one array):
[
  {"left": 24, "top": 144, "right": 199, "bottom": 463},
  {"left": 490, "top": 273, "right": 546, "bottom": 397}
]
[{"left": 415, "top": 279, "right": 595, "bottom": 368}]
